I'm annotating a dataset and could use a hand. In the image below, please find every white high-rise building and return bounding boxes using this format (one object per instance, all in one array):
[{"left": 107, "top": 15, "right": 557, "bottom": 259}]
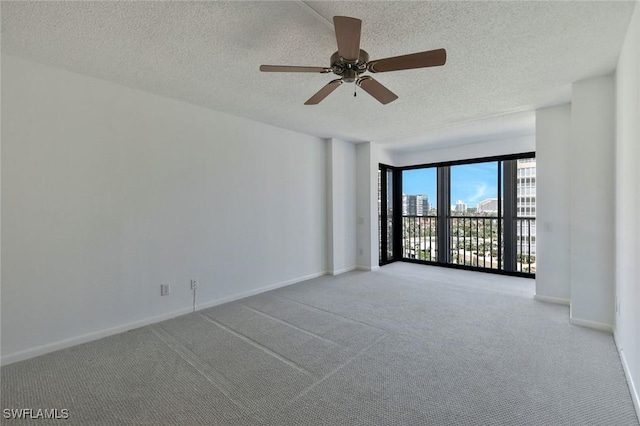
[
  {"left": 516, "top": 159, "right": 536, "bottom": 256},
  {"left": 454, "top": 200, "right": 467, "bottom": 213},
  {"left": 477, "top": 198, "right": 498, "bottom": 214},
  {"left": 517, "top": 159, "right": 536, "bottom": 218},
  {"left": 416, "top": 194, "right": 430, "bottom": 216},
  {"left": 402, "top": 194, "right": 430, "bottom": 216}
]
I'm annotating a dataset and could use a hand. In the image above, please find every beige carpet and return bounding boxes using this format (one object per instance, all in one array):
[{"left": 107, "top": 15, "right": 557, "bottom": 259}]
[{"left": 2, "top": 263, "right": 638, "bottom": 425}]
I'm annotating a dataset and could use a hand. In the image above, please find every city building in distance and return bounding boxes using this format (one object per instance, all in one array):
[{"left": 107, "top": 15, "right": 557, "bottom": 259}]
[
  {"left": 454, "top": 200, "right": 467, "bottom": 213},
  {"left": 517, "top": 158, "right": 536, "bottom": 218},
  {"left": 477, "top": 198, "right": 498, "bottom": 214},
  {"left": 402, "top": 194, "right": 431, "bottom": 216},
  {"left": 517, "top": 158, "right": 536, "bottom": 257}
]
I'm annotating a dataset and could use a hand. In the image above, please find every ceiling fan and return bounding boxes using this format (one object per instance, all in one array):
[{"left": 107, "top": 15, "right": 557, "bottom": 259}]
[{"left": 260, "top": 16, "right": 446, "bottom": 105}]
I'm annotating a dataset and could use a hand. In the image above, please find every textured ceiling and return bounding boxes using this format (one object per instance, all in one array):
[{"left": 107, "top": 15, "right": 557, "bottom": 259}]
[{"left": 1, "top": 1, "right": 636, "bottom": 151}]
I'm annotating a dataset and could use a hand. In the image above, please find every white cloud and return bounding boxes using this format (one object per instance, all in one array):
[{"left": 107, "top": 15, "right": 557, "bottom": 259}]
[{"left": 468, "top": 183, "right": 488, "bottom": 204}]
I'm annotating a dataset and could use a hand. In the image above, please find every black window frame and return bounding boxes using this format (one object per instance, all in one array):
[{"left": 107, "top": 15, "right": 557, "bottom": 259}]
[
  {"left": 379, "top": 152, "right": 535, "bottom": 278},
  {"left": 379, "top": 163, "right": 401, "bottom": 265}
]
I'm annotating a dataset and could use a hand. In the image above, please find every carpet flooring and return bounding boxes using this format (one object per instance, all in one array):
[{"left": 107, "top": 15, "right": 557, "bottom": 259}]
[{"left": 2, "top": 263, "right": 638, "bottom": 425}]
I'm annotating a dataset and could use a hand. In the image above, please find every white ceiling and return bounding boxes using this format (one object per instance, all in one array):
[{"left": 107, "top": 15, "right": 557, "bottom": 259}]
[{"left": 1, "top": 1, "right": 636, "bottom": 151}]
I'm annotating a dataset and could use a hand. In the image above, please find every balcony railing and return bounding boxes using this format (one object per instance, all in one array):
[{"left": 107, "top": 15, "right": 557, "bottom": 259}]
[
  {"left": 450, "top": 216, "right": 501, "bottom": 270},
  {"left": 402, "top": 215, "right": 535, "bottom": 274},
  {"left": 516, "top": 217, "right": 536, "bottom": 273},
  {"left": 402, "top": 216, "right": 438, "bottom": 261}
]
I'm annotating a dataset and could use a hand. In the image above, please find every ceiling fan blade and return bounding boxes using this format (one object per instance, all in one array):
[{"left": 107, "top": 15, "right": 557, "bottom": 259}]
[
  {"left": 260, "top": 65, "right": 331, "bottom": 73},
  {"left": 367, "top": 48, "right": 446, "bottom": 73},
  {"left": 305, "top": 79, "right": 343, "bottom": 105},
  {"left": 333, "top": 16, "right": 362, "bottom": 62},
  {"left": 356, "top": 76, "right": 398, "bottom": 105}
]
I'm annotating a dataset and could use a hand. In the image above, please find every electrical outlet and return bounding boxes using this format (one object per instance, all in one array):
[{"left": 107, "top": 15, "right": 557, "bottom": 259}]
[
  {"left": 161, "top": 283, "right": 171, "bottom": 296},
  {"left": 191, "top": 278, "right": 198, "bottom": 290}
]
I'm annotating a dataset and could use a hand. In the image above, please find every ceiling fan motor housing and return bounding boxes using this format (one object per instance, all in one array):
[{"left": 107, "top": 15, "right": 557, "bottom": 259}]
[{"left": 330, "top": 49, "right": 369, "bottom": 82}]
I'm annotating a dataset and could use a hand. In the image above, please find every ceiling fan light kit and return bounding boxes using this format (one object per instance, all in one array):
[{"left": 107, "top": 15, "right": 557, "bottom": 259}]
[{"left": 260, "top": 16, "right": 446, "bottom": 105}]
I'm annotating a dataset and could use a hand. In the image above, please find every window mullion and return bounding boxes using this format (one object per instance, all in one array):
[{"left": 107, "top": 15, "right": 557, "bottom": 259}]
[{"left": 503, "top": 160, "right": 518, "bottom": 271}]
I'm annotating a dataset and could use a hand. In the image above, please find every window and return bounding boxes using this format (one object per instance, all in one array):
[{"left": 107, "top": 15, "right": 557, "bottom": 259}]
[
  {"left": 378, "top": 164, "right": 397, "bottom": 265},
  {"left": 402, "top": 168, "right": 437, "bottom": 261},
  {"left": 379, "top": 153, "right": 535, "bottom": 277},
  {"left": 450, "top": 162, "right": 499, "bottom": 269},
  {"left": 515, "top": 158, "right": 537, "bottom": 273}
]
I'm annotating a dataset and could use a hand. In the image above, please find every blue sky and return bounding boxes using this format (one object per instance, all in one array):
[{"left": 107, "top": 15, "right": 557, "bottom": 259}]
[{"left": 402, "top": 162, "right": 498, "bottom": 207}]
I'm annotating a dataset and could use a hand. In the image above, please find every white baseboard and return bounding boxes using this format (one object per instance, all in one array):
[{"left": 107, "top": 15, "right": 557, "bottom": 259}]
[
  {"left": 329, "top": 266, "right": 357, "bottom": 276},
  {"left": 614, "top": 337, "right": 640, "bottom": 421},
  {"left": 357, "top": 265, "right": 380, "bottom": 271},
  {"left": 1, "top": 306, "right": 193, "bottom": 366},
  {"left": 195, "top": 271, "right": 327, "bottom": 311},
  {"left": 1, "top": 270, "right": 328, "bottom": 366},
  {"left": 569, "top": 316, "right": 614, "bottom": 333},
  {"left": 534, "top": 294, "right": 570, "bottom": 306}
]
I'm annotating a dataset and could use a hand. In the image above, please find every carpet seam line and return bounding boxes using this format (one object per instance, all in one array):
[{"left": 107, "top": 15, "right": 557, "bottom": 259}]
[
  {"left": 237, "top": 302, "right": 343, "bottom": 348},
  {"left": 274, "top": 294, "right": 389, "bottom": 333},
  {"left": 148, "top": 325, "right": 250, "bottom": 410},
  {"left": 197, "top": 313, "right": 316, "bottom": 379},
  {"left": 284, "top": 334, "right": 388, "bottom": 408}
]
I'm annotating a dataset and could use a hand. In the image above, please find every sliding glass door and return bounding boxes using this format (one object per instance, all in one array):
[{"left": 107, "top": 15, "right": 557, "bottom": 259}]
[
  {"left": 402, "top": 168, "right": 438, "bottom": 262},
  {"left": 449, "top": 162, "right": 500, "bottom": 269}
]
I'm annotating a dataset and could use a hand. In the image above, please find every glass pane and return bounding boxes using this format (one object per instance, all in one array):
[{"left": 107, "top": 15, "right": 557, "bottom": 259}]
[
  {"left": 516, "top": 158, "right": 536, "bottom": 273},
  {"left": 386, "top": 170, "right": 394, "bottom": 259},
  {"left": 450, "top": 162, "right": 499, "bottom": 268},
  {"left": 401, "top": 168, "right": 437, "bottom": 261}
]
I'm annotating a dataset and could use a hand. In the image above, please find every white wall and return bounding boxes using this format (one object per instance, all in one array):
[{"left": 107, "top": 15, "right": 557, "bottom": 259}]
[
  {"left": 569, "top": 74, "right": 616, "bottom": 330},
  {"left": 615, "top": 1, "right": 640, "bottom": 415},
  {"left": 535, "top": 104, "right": 572, "bottom": 304},
  {"left": 390, "top": 135, "right": 535, "bottom": 168},
  {"left": 327, "top": 138, "right": 357, "bottom": 274},
  {"left": 356, "top": 142, "right": 380, "bottom": 270},
  {"left": 0, "top": 47, "right": 3, "bottom": 360},
  {"left": 1, "top": 55, "right": 328, "bottom": 363},
  {"left": 378, "top": 146, "right": 395, "bottom": 167}
]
